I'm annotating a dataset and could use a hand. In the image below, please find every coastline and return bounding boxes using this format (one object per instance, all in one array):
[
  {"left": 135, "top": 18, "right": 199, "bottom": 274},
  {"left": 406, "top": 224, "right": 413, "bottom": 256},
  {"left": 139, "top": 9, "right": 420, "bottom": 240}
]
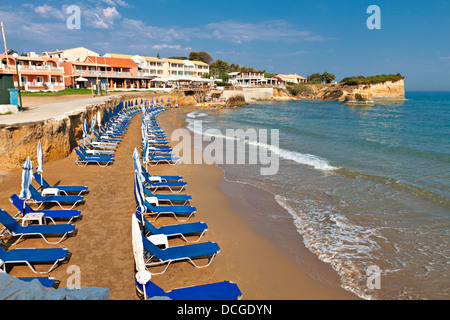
[
  {"left": 0, "top": 100, "right": 358, "bottom": 300},
  {"left": 157, "top": 106, "right": 359, "bottom": 299}
]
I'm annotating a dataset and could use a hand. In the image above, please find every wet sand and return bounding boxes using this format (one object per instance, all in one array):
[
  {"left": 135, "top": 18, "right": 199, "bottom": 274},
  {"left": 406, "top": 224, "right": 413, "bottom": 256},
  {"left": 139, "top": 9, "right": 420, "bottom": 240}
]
[{"left": 0, "top": 104, "right": 358, "bottom": 300}]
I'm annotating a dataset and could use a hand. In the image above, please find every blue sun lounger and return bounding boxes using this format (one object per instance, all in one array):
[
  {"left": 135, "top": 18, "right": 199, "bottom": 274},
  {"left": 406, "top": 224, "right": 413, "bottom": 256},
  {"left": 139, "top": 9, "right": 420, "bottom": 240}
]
[
  {"left": 85, "top": 138, "right": 117, "bottom": 150},
  {"left": 0, "top": 246, "right": 69, "bottom": 274},
  {"left": 93, "top": 131, "right": 121, "bottom": 143},
  {"left": 136, "top": 212, "right": 207, "bottom": 242},
  {"left": 18, "top": 276, "right": 57, "bottom": 288},
  {"left": 29, "top": 185, "right": 83, "bottom": 210},
  {"left": 140, "top": 164, "right": 183, "bottom": 182},
  {"left": 78, "top": 146, "right": 114, "bottom": 161},
  {"left": 80, "top": 140, "right": 115, "bottom": 155},
  {"left": 75, "top": 148, "right": 114, "bottom": 167},
  {"left": 143, "top": 175, "right": 187, "bottom": 193},
  {"left": 33, "top": 172, "right": 88, "bottom": 196},
  {"left": 142, "top": 199, "right": 197, "bottom": 222},
  {"left": 135, "top": 277, "right": 242, "bottom": 300},
  {"left": 9, "top": 194, "right": 81, "bottom": 224},
  {"left": 142, "top": 187, "right": 191, "bottom": 205},
  {"left": 86, "top": 135, "right": 118, "bottom": 148},
  {"left": 142, "top": 234, "right": 220, "bottom": 275},
  {"left": 0, "top": 209, "right": 76, "bottom": 245},
  {"left": 146, "top": 153, "right": 181, "bottom": 166}
]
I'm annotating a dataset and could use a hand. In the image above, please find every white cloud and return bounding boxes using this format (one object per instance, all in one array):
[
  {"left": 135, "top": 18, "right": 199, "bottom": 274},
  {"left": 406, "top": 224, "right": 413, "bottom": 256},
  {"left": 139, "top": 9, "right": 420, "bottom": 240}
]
[
  {"left": 34, "top": 5, "right": 66, "bottom": 20},
  {"left": 152, "top": 44, "right": 192, "bottom": 52},
  {"left": 198, "top": 20, "right": 312, "bottom": 44}
]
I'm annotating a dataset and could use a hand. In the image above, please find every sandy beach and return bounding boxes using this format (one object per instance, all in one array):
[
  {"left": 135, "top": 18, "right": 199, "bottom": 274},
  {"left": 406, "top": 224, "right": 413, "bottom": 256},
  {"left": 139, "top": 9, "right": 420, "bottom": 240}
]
[{"left": 0, "top": 102, "right": 358, "bottom": 300}]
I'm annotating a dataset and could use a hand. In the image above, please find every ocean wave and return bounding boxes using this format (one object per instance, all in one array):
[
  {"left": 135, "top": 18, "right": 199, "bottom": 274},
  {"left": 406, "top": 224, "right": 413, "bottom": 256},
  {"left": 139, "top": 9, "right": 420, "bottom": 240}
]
[
  {"left": 274, "top": 195, "right": 383, "bottom": 300},
  {"left": 185, "top": 118, "right": 339, "bottom": 171}
]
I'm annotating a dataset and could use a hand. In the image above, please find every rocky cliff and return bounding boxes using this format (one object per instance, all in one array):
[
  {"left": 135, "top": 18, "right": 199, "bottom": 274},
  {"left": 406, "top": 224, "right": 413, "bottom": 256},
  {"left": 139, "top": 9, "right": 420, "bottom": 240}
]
[{"left": 321, "top": 79, "right": 405, "bottom": 103}]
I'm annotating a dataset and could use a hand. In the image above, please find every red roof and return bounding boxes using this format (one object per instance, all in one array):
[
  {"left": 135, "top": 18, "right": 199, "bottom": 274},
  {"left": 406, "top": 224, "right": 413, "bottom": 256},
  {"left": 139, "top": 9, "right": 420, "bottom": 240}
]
[{"left": 86, "top": 56, "right": 138, "bottom": 68}]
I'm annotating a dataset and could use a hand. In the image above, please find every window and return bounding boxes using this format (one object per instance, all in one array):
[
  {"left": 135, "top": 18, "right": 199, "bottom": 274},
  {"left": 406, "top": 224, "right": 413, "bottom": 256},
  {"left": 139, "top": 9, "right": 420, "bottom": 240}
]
[
  {"left": 20, "top": 76, "right": 27, "bottom": 84},
  {"left": 36, "top": 76, "right": 44, "bottom": 83}
]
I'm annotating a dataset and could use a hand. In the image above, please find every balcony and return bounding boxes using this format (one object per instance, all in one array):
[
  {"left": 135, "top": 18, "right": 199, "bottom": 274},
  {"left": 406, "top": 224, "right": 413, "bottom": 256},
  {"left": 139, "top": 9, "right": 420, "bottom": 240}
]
[
  {"left": 18, "top": 65, "right": 64, "bottom": 72},
  {"left": 17, "top": 81, "right": 66, "bottom": 91}
]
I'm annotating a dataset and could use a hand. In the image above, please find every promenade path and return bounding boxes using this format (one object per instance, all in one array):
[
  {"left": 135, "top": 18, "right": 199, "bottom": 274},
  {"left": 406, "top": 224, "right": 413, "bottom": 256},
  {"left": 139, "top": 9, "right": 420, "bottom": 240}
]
[{"left": 0, "top": 95, "right": 120, "bottom": 126}]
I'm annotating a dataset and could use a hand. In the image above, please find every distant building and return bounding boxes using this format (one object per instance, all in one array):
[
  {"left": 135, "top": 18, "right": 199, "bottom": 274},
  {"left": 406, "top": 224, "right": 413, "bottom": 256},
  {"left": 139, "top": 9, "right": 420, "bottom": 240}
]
[
  {"left": 42, "top": 47, "right": 100, "bottom": 63},
  {"left": 275, "top": 74, "right": 307, "bottom": 84},
  {"left": 0, "top": 52, "right": 65, "bottom": 91},
  {"left": 61, "top": 55, "right": 145, "bottom": 89},
  {"left": 105, "top": 54, "right": 210, "bottom": 82},
  {"left": 228, "top": 71, "right": 280, "bottom": 86}
]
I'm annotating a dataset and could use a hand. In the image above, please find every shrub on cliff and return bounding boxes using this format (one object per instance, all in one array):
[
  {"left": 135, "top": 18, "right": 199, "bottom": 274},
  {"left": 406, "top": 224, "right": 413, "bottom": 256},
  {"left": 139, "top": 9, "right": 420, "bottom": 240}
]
[
  {"left": 286, "top": 84, "right": 314, "bottom": 96},
  {"left": 340, "top": 73, "right": 404, "bottom": 85}
]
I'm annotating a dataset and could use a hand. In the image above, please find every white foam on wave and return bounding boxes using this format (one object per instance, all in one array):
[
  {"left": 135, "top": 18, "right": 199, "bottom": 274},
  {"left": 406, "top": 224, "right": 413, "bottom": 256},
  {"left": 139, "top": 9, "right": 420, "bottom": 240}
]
[
  {"left": 186, "top": 118, "right": 339, "bottom": 171},
  {"left": 186, "top": 111, "right": 208, "bottom": 118},
  {"left": 274, "top": 195, "right": 384, "bottom": 300}
]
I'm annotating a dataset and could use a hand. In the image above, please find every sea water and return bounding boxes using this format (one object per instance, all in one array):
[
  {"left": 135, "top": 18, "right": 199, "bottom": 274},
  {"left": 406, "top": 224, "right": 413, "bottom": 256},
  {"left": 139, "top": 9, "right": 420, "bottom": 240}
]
[{"left": 184, "top": 92, "right": 450, "bottom": 300}]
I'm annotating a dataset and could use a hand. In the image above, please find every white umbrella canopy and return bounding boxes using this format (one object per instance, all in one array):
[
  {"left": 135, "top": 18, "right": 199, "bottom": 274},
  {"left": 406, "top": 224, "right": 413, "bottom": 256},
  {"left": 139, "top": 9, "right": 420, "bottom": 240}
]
[
  {"left": 19, "top": 157, "right": 33, "bottom": 213},
  {"left": 82, "top": 119, "right": 88, "bottom": 139},
  {"left": 36, "top": 141, "right": 44, "bottom": 186},
  {"left": 132, "top": 148, "right": 143, "bottom": 178},
  {"left": 90, "top": 115, "right": 97, "bottom": 133},
  {"left": 75, "top": 77, "right": 88, "bottom": 82},
  {"left": 97, "top": 110, "right": 102, "bottom": 127},
  {"left": 133, "top": 170, "right": 146, "bottom": 215},
  {"left": 37, "top": 141, "right": 43, "bottom": 174},
  {"left": 132, "top": 215, "right": 152, "bottom": 286}
]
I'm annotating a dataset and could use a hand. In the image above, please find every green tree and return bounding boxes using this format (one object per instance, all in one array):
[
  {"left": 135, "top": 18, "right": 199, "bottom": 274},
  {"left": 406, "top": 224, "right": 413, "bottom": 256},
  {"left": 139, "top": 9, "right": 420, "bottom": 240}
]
[
  {"left": 198, "top": 51, "right": 214, "bottom": 64},
  {"left": 307, "top": 73, "right": 322, "bottom": 82},
  {"left": 189, "top": 52, "right": 200, "bottom": 61},
  {"left": 321, "top": 72, "right": 336, "bottom": 83},
  {"left": 210, "top": 60, "right": 230, "bottom": 77},
  {"left": 189, "top": 51, "right": 214, "bottom": 65}
]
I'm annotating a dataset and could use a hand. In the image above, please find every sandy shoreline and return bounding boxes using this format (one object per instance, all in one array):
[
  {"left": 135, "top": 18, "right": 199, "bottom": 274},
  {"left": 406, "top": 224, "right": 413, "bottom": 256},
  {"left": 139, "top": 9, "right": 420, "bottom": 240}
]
[
  {"left": 154, "top": 106, "right": 358, "bottom": 299},
  {"left": 0, "top": 102, "right": 358, "bottom": 300}
]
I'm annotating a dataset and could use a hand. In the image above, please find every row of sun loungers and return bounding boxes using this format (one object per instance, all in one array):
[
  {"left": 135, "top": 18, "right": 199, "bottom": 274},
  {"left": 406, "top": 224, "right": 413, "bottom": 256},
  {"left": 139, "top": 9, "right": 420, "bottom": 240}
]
[
  {"left": 74, "top": 101, "right": 141, "bottom": 167},
  {"left": 132, "top": 103, "right": 242, "bottom": 300},
  {"left": 0, "top": 163, "right": 89, "bottom": 288}
]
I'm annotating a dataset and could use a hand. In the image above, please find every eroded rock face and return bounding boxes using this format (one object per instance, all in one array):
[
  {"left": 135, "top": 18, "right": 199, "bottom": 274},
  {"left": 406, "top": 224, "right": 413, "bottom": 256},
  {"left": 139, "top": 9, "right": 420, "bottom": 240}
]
[
  {"left": 322, "top": 80, "right": 405, "bottom": 102},
  {"left": 0, "top": 103, "right": 105, "bottom": 170}
]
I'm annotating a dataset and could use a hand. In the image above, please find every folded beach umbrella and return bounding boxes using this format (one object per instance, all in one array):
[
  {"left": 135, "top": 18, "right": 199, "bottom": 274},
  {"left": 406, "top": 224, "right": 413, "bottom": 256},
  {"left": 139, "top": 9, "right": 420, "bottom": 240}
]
[
  {"left": 36, "top": 141, "right": 44, "bottom": 186},
  {"left": 19, "top": 157, "right": 33, "bottom": 213},
  {"left": 133, "top": 148, "right": 143, "bottom": 179},
  {"left": 132, "top": 215, "right": 152, "bottom": 287},
  {"left": 82, "top": 119, "right": 88, "bottom": 139},
  {"left": 134, "top": 170, "right": 146, "bottom": 214},
  {"left": 90, "top": 115, "right": 97, "bottom": 133},
  {"left": 97, "top": 110, "right": 102, "bottom": 127},
  {"left": 156, "top": 98, "right": 159, "bottom": 104},
  {"left": 144, "top": 136, "right": 150, "bottom": 167}
]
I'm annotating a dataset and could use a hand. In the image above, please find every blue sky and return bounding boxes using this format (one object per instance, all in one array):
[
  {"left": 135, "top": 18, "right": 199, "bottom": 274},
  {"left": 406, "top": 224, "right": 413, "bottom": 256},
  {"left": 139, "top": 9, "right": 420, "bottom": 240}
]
[{"left": 0, "top": 0, "right": 449, "bottom": 90}]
